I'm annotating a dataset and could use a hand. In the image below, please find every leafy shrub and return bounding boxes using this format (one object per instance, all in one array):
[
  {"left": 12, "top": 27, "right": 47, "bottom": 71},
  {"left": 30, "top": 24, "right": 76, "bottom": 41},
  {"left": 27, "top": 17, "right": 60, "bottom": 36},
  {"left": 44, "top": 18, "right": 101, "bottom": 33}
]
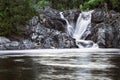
[
  {"left": 41, "top": 0, "right": 120, "bottom": 11},
  {"left": 80, "top": 0, "right": 120, "bottom": 11},
  {"left": 37, "top": 0, "right": 49, "bottom": 7},
  {"left": 0, "top": 0, "right": 36, "bottom": 36},
  {"left": 1, "top": 0, "right": 120, "bottom": 36},
  {"left": 45, "top": 0, "right": 84, "bottom": 10},
  {"left": 80, "top": 0, "right": 104, "bottom": 10},
  {"left": 110, "top": 0, "right": 120, "bottom": 12},
  {"left": 35, "top": 0, "right": 50, "bottom": 12}
]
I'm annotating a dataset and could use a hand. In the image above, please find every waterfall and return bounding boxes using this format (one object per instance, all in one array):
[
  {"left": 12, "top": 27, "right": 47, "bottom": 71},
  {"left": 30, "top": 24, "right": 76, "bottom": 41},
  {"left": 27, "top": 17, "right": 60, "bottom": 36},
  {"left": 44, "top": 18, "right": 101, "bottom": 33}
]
[
  {"left": 60, "top": 12, "right": 74, "bottom": 36},
  {"left": 60, "top": 11, "right": 98, "bottom": 48},
  {"left": 73, "top": 11, "right": 93, "bottom": 39}
]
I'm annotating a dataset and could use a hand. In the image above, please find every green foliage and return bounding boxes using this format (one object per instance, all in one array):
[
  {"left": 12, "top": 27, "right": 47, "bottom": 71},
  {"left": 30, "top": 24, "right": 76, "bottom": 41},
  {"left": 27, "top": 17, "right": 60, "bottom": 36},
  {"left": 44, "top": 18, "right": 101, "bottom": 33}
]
[
  {"left": 110, "top": 0, "right": 120, "bottom": 11},
  {"left": 38, "top": 0, "right": 119, "bottom": 12},
  {"left": 45, "top": 0, "right": 84, "bottom": 10},
  {"left": 37, "top": 0, "right": 49, "bottom": 7},
  {"left": 0, "top": 0, "right": 36, "bottom": 36},
  {"left": 31, "top": 0, "right": 50, "bottom": 13},
  {"left": 0, "top": 0, "right": 120, "bottom": 36},
  {"left": 80, "top": 0, "right": 104, "bottom": 10},
  {"left": 80, "top": 0, "right": 120, "bottom": 11}
]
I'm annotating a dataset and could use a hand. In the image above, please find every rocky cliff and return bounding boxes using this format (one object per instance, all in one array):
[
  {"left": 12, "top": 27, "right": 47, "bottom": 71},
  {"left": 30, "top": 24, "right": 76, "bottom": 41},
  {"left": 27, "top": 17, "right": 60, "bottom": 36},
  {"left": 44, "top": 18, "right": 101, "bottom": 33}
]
[{"left": 0, "top": 7, "right": 120, "bottom": 50}]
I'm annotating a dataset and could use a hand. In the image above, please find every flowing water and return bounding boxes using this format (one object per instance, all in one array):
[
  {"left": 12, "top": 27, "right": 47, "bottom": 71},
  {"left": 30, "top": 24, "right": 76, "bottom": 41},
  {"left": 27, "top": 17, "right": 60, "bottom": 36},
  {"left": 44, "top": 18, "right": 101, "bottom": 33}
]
[
  {"left": 0, "top": 49, "right": 120, "bottom": 80},
  {"left": 60, "top": 11, "right": 98, "bottom": 48},
  {"left": 60, "top": 12, "right": 74, "bottom": 36},
  {"left": 0, "top": 10, "right": 119, "bottom": 80}
]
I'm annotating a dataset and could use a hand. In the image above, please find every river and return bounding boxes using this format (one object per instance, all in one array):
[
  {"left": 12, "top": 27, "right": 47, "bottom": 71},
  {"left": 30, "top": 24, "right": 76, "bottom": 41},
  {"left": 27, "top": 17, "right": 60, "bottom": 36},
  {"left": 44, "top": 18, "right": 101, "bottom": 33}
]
[{"left": 0, "top": 49, "right": 120, "bottom": 80}]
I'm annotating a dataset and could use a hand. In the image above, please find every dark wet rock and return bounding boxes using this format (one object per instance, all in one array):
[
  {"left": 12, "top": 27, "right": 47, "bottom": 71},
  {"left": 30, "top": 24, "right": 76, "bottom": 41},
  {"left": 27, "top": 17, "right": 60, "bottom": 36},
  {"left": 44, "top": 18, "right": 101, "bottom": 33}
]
[
  {"left": 92, "top": 9, "right": 106, "bottom": 23},
  {"left": 31, "top": 23, "right": 77, "bottom": 49},
  {"left": 4, "top": 41, "right": 20, "bottom": 50},
  {"left": 1, "top": 7, "right": 120, "bottom": 49},
  {"left": 90, "top": 10, "right": 120, "bottom": 48},
  {"left": 41, "top": 6, "right": 60, "bottom": 18},
  {"left": 109, "top": 10, "right": 120, "bottom": 21},
  {"left": 111, "top": 20, "right": 120, "bottom": 48},
  {"left": 29, "top": 16, "right": 39, "bottom": 26},
  {"left": 0, "top": 39, "right": 36, "bottom": 50},
  {"left": 90, "top": 23, "right": 113, "bottom": 48},
  {"left": 0, "top": 45, "right": 6, "bottom": 50},
  {"left": 0, "top": 37, "right": 20, "bottom": 50},
  {"left": 0, "top": 37, "right": 11, "bottom": 44},
  {"left": 0, "top": 37, "right": 11, "bottom": 50},
  {"left": 39, "top": 6, "right": 80, "bottom": 32},
  {"left": 62, "top": 10, "right": 80, "bottom": 25},
  {"left": 19, "top": 40, "right": 36, "bottom": 49},
  {"left": 56, "top": 33, "right": 77, "bottom": 48},
  {"left": 39, "top": 6, "right": 66, "bottom": 32},
  {"left": 0, "top": 22, "right": 77, "bottom": 50}
]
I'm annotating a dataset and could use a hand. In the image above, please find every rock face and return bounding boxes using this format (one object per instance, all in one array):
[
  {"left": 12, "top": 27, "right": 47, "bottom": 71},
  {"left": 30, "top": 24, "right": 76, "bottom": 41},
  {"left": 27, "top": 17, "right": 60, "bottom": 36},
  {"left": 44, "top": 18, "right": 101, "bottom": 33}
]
[
  {"left": 39, "top": 6, "right": 66, "bottom": 32},
  {"left": 0, "top": 37, "right": 11, "bottom": 50},
  {"left": 62, "top": 10, "right": 80, "bottom": 28},
  {"left": 0, "top": 25, "right": 77, "bottom": 50},
  {"left": 0, "top": 7, "right": 78, "bottom": 50},
  {"left": 30, "top": 23, "right": 77, "bottom": 49},
  {"left": 90, "top": 9, "right": 120, "bottom": 48},
  {"left": 0, "top": 37, "right": 36, "bottom": 50},
  {"left": 0, "top": 7, "right": 120, "bottom": 50},
  {"left": 39, "top": 6, "right": 80, "bottom": 32}
]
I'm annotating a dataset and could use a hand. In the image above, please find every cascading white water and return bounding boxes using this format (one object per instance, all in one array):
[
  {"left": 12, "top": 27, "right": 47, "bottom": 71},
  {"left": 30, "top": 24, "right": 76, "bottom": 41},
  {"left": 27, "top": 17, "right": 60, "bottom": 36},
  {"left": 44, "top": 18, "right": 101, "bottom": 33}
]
[
  {"left": 60, "top": 12, "right": 74, "bottom": 36},
  {"left": 60, "top": 11, "right": 98, "bottom": 48},
  {"left": 73, "top": 11, "right": 93, "bottom": 39}
]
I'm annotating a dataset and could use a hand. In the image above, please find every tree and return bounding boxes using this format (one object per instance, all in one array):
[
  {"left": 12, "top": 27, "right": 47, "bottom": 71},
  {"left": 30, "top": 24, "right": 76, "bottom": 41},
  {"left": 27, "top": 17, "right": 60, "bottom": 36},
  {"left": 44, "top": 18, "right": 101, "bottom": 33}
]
[{"left": 0, "top": 0, "right": 35, "bottom": 36}]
